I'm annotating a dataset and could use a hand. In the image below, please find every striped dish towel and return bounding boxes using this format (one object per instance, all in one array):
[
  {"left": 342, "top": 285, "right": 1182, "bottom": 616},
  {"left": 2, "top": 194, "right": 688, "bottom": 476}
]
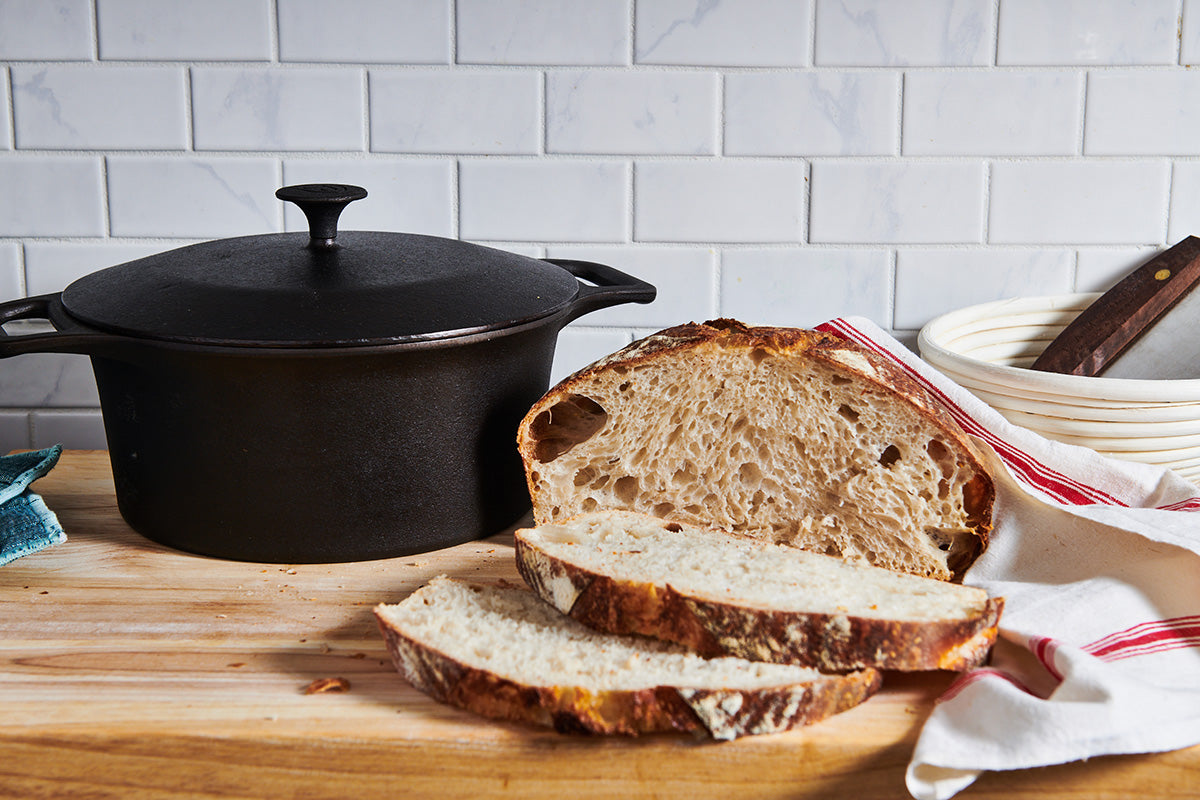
[{"left": 816, "top": 317, "right": 1200, "bottom": 800}]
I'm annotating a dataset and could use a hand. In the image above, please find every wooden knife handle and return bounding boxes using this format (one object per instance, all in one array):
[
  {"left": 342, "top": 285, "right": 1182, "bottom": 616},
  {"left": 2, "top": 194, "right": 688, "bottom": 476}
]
[{"left": 1031, "top": 236, "right": 1200, "bottom": 376}]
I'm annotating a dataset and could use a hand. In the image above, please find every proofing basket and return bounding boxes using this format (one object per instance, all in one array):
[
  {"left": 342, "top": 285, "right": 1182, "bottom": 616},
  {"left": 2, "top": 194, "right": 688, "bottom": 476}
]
[{"left": 918, "top": 293, "right": 1200, "bottom": 484}]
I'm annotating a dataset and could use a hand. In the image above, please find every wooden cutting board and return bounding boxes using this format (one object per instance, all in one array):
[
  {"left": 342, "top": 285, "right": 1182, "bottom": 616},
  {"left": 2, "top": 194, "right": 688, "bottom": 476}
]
[{"left": 1, "top": 451, "right": 1197, "bottom": 799}]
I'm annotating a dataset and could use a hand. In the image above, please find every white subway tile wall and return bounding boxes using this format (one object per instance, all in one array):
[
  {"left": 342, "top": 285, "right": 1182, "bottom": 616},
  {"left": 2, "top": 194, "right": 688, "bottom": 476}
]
[
  {"left": 0, "top": 0, "right": 1197, "bottom": 453},
  {"left": 12, "top": 65, "right": 188, "bottom": 150},
  {"left": 96, "top": 0, "right": 273, "bottom": 61},
  {"left": 0, "top": 68, "right": 10, "bottom": 151},
  {"left": 369, "top": 70, "right": 540, "bottom": 154},
  {"left": 277, "top": 0, "right": 450, "bottom": 64},
  {"left": 0, "top": 243, "right": 19, "bottom": 299}
]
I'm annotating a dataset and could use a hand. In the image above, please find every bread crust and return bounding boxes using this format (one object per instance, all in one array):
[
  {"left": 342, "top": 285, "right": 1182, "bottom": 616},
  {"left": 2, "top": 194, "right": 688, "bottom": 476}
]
[
  {"left": 514, "top": 530, "right": 1003, "bottom": 673},
  {"left": 517, "top": 319, "right": 996, "bottom": 580},
  {"left": 374, "top": 603, "right": 882, "bottom": 740}
]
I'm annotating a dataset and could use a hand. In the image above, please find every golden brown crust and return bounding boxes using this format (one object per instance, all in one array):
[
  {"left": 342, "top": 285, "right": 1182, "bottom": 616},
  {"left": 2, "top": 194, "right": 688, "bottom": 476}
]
[
  {"left": 374, "top": 606, "right": 881, "bottom": 739},
  {"left": 514, "top": 533, "right": 1003, "bottom": 673},
  {"left": 517, "top": 319, "right": 995, "bottom": 580}
]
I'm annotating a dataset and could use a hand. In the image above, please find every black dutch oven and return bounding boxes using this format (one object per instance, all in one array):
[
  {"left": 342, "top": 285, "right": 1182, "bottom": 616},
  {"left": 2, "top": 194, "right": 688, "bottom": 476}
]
[{"left": 0, "top": 184, "right": 655, "bottom": 563}]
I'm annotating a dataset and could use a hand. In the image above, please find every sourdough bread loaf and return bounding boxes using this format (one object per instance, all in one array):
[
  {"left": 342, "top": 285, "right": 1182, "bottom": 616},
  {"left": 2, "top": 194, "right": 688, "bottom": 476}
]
[
  {"left": 515, "top": 511, "right": 1003, "bottom": 672},
  {"left": 374, "top": 576, "right": 881, "bottom": 739},
  {"left": 517, "top": 319, "right": 994, "bottom": 581}
]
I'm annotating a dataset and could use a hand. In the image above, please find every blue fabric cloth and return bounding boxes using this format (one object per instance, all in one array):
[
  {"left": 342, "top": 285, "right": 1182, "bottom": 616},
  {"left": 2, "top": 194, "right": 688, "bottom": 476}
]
[{"left": 0, "top": 445, "right": 65, "bottom": 566}]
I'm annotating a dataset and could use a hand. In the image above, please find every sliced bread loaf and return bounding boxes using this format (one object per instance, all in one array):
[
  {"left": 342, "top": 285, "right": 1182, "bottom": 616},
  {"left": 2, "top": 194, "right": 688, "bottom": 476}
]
[
  {"left": 374, "top": 576, "right": 881, "bottom": 739},
  {"left": 515, "top": 511, "right": 1003, "bottom": 672},
  {"left": 517, "top": 319, "right": 994, "bottom": 581}
]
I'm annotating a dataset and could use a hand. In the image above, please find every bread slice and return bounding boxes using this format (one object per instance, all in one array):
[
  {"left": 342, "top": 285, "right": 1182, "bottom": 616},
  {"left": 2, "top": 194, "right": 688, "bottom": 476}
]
[
  {"left": 515, "top": 511, "right": 1004, "bottom": 673},
  {"left": 374, "top": 576, "right": 881, "bottom": 739},
  {"left": 517, "top": 319, "right": 994, "bottom": 581}
]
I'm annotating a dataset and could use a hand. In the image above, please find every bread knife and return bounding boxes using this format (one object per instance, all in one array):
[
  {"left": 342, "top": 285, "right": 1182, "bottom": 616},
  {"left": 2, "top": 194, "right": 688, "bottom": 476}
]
[{"left": 1030, "top": 236, "right": 1200, "bottom": 379}]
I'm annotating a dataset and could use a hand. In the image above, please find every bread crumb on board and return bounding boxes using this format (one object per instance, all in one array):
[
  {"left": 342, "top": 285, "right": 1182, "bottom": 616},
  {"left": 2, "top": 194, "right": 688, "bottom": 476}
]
[{"left": 303, "top": 677, "right": 351, "bottom": 694}]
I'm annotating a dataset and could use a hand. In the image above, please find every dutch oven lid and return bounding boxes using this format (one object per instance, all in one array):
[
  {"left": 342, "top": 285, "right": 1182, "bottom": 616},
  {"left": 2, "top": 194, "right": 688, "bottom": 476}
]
[{"left": 58, "top": 184, "right": 586, "bottom": 348}]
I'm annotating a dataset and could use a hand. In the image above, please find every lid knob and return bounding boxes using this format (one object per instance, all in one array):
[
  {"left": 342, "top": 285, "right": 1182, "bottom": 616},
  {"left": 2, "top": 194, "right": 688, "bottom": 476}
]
[{"left": 276, "top": 184, "right": 368, "bottom": 250}]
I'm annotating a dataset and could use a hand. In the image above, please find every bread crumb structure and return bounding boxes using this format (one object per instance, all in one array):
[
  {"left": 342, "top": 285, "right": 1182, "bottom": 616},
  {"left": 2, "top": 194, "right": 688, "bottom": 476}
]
[
  {"left": 374, "top": 577, "right": 881, "bottom": 739},
  {"left": 515, "top": 511, "right": 1003, "bottom": 672},
  {"left": 518, "top": 320, "right": 994, "bottom": 581}
]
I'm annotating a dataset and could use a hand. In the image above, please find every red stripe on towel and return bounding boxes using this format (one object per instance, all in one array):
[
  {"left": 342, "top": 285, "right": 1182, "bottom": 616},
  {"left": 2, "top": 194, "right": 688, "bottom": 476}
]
[
  {"left": 1084, "top": 616, "right": 1200, "bottom": 661},
  {"left": 940, "top": 668, "right": 1041, "bottom": 703},
  {"left": 1029, "top": 635, "right": 1064, "bottom": 681}
]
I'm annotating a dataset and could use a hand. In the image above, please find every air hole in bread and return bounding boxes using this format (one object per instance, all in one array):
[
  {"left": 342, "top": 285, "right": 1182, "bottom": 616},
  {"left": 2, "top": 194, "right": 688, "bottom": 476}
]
[
  {"left": 739, "top": 462, "right": 763, "bottom": 487},
  {"left": 529, "top": 394, "right": 609, "bottom": 463},
  {"left": 837, "top": 404, "right": 860, "bottom": 424},
  {"left": 614, "top": 476, "right": 640, "bottom": 504},
  {"left": 653, "top": 502, "right": 675, "bottom": 517},
  {"left": 574, "top": 467, "right": 597, "bottom": 487},
  {"left": 581, "top": 497, "right": 598, "bottom": 512},
  {"left": 878, "top": 445, "right": 901, "bottom": 468},
  {"left": 926, "top": 439, "right": 954, "bottom": 478},
  {"left": 749, "top": 347, "right": 770, "bottom": 365}
]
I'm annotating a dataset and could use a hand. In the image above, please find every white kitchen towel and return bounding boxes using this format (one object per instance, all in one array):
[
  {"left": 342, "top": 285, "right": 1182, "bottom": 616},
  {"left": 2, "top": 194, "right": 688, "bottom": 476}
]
[{"left": 815, "top": 317, "right": 1200, "bottom": 800}]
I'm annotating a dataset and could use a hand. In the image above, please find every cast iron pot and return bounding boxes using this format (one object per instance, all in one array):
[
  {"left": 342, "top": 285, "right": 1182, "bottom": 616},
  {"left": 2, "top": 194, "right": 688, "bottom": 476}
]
[{"left": 0, "top": 184, "right": 655, "bottom": 563}]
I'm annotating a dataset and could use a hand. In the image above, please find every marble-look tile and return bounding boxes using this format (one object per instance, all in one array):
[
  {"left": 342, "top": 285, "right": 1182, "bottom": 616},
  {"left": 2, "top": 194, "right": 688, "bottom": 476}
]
[
  {"left": 635, "top": 160, "right": 806, "bottom": 243},
  {"left": 989, "top": 161, "right": 1169, "bottom": 244},
  {"left": 107, "top": 157, "right": 281, "bottom": 238},
  {"left": 997, "top": 0, "right": 1178, "bottom": 65},
  {"left": 903, "top": 71, "right": 1082, "bottom": 155},
  {"left": 544, "top": 245, "right": 717, "bottom": 326},
  {"left": 1075, "top": 247, "right": 1157, "bottom": 292},
  {"left": 278, "top": 0, "right": 450, "bottom": 63},
  {"left": 97, "top": 0, "right": 271, "bottom": 60},
  {"left": 1087, "top": 72, "right": 1200, "bottom": 155},
  {"left": 0, "top": 351, "right": 100, "bottom": 407},
  {"left": 459, "top": 160, "right": 628, "bottom": 242},
  {"left": 12, "top": 66, "right": 187, "bottom": 150},
  {"left": 809, "top": 161, "right": 984, "bottom": 243},
  {"left": 0, "top": 414, "right": 31, "bottom": 455},
  {"left": 725, "top": 71, "right": 899, "bottom": 156},
  {"left": 547, "top": 71, "right": 717, "bottom": 155},
  {"left": 722, "top": 248, "right": 891, "bottom": 328},
  {"left": 24, "top": 242, "right": 170, "bottom": 296},
  {"left": 894, "top": 248, "right": 1073, "bottom": 330},
  {"left": 192, "top": 68, "right": 364, "bottom": 152},
  {"left": 1, "top": 69, "right": 10, "bottom": 151},
  {"left": 1168, "top": 162, "right": 1200, "bottom": 244},
  {"left": 457, "top": 0, "right": 628, "bottom": 65},
  {"left": 32, "top": 411, "right": 108, "bottom": 450},
  {"left": 0, "top": 0, "right": 92, "bottom": 60},
  {"left": 1184, "top": 0, "right": 1200, "bottom": 64},
  {"left": 369, "top": 71, "right": 539, "bottom": 154},
  {"left": 282, "top": 159, "right": 454, "bottom": 237},
  {"left": 0, "top": 157, "right": 104, "bottom": 237},
  {"left": 0, "top": 243, "right": 20, "bottom": 300},
  {"left": 550, "top": 327, "right": 632, "bottom": 384},
  {"left": 636, "top": 0, "right": 812, "bottom": 66},
  {"left": 815, "top": 0, "right": 993, "bottom": 66}
]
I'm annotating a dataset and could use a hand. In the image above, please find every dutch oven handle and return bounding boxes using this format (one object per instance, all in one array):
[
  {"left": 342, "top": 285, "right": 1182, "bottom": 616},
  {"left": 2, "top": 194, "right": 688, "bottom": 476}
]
[
  {"left": 543, "top": 259, "right": 656, "bottom": 324},
  {"left": 0, "top": 294, "right": 119, "bottom": 356}
]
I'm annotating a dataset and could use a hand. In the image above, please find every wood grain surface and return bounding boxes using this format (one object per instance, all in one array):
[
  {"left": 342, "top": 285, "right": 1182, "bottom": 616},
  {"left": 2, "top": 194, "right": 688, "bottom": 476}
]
[{"left": 1, "top": 451, "right": 1196, "bottom": 799}]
